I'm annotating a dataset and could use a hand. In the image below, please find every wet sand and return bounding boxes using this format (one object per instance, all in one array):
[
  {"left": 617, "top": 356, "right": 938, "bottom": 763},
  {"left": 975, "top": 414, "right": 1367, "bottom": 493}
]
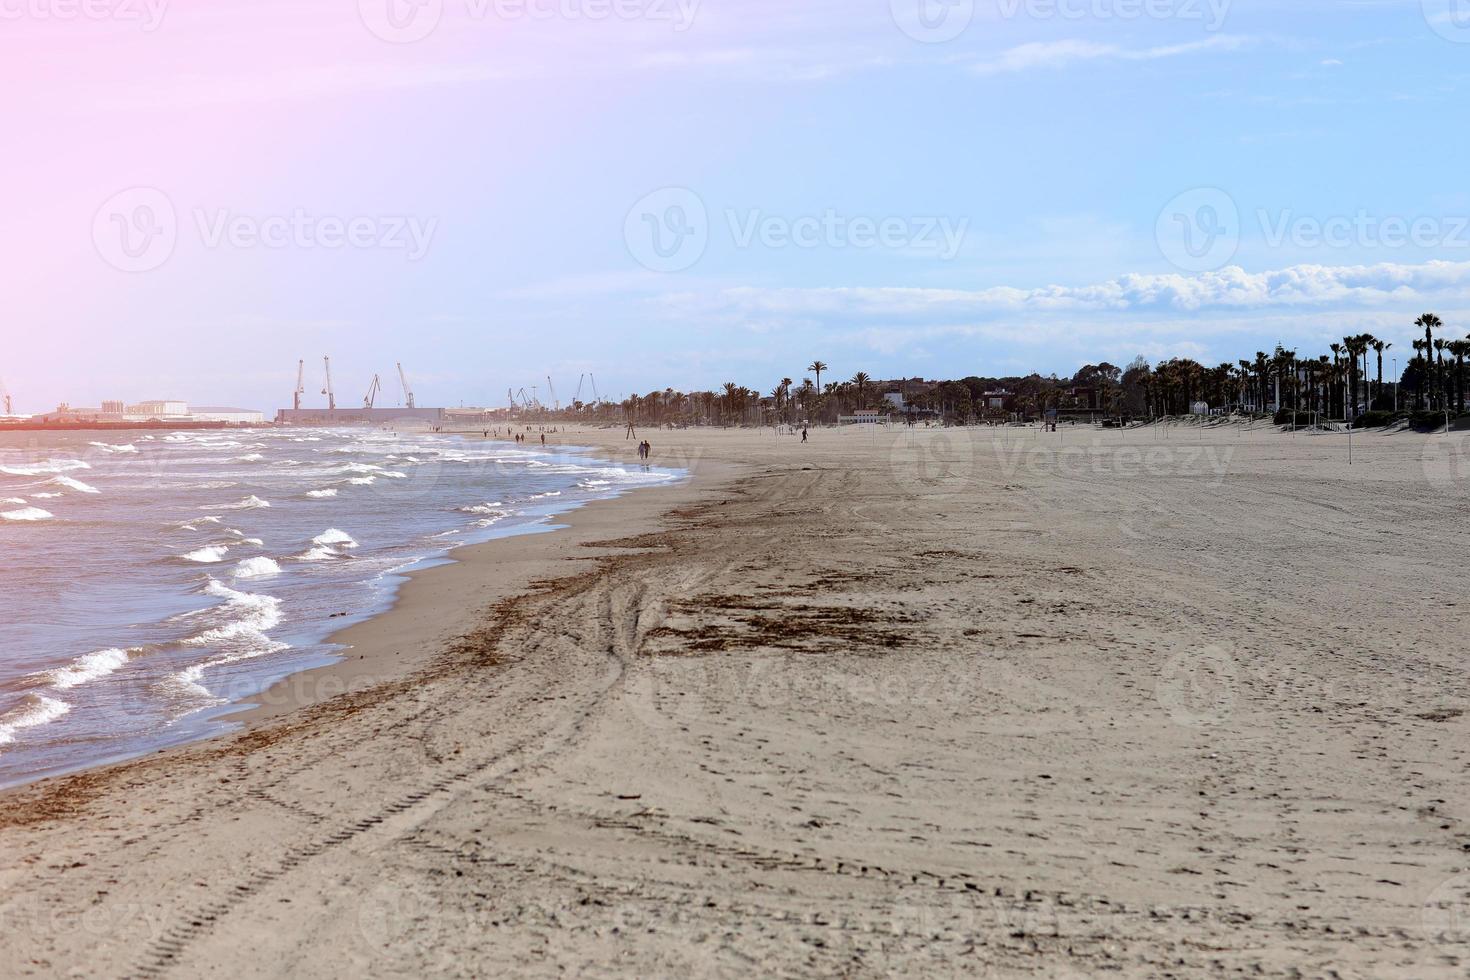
[{"left": 2, "top": 422, "right": 1468, "bottom": 978}]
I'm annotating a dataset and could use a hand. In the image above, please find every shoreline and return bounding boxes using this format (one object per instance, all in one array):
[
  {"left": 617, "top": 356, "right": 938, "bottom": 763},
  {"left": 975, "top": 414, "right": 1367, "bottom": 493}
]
[
  {"left": 0, "top": 429, "right": 731, "bottom": 798},
  {"left": 233, "top": 432, "right": 730, "bottom": 727}
]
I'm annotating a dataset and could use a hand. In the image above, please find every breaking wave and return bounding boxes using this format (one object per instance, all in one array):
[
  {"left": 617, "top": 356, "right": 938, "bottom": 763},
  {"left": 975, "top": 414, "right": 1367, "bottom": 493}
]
[
  {"left": 2, "top": 507, "right": 53, "bottom": 522},
  {"left": 0, "top": 695, "right": 71, "bottom": 748},
  {"left": 35, "top": 648, "right": 132, "bottom": 691},
  {"left": 0, "top": 459, "right": 89, "bottom": 477}
]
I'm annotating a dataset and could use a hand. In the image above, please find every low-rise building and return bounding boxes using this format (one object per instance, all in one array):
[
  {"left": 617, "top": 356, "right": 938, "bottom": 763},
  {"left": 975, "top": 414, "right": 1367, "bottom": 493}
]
[{"left": 190, "top": 406, "right": 266, "bottom": 424}]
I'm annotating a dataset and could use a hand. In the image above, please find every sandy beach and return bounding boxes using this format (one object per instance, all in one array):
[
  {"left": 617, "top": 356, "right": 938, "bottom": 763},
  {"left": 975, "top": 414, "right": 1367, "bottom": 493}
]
[{"left": 2, "top": 422, "right": 1468, "bottom": 978}]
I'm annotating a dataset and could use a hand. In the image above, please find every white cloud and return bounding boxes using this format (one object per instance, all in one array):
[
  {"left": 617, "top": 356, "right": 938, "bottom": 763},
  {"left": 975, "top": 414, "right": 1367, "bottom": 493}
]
[
  {"left": 656, "top": 259, "right": 1470, "bottom": 319},
  {"left": 969, "top": 34, "right": 1252, "bottom": 76}
]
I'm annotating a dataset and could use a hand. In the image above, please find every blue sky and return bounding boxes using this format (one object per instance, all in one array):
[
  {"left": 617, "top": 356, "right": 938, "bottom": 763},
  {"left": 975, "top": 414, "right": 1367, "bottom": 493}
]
[{"left": 7, "top": 0, "right": 1470, "bottom": 410}]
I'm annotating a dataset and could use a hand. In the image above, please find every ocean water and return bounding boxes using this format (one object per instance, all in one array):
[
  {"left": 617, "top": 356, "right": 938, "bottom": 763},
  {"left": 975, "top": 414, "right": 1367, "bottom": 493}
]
[{"left": 0, "top": 428, "right": 681, "bottom": 788}]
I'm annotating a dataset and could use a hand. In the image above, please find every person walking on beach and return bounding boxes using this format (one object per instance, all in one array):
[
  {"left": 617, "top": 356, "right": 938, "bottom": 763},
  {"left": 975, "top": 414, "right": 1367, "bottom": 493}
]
[
  {"left": 802, "top": 426, "right": 808, "bottom": 443},
  {"left": 540, "top": 433, "right": 546, "bottom": 446}
]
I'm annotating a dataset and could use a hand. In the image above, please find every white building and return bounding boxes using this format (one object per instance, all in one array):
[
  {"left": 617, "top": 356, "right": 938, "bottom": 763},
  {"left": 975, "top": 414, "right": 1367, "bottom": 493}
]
[
  {"left": 127, "top": 400, "right": 190, "bottom": 418},
  {"left": 190, "top": 406, "right": 266, "bottom": 424}
]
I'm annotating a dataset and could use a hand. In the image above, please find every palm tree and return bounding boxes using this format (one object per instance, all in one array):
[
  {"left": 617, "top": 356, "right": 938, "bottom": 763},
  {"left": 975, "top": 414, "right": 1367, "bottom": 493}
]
[
  {"left": 807, "top": 361, "right": 827, "bottom": 404},
  {"left": 1417, "top": 314, "right": 1442, "bottom": 409},
  {"left": 850, "top": 372, "right": 872, "bottom": 409},
  {"left": 1447, "top": 339, "right": 1470, "bottom": 414},
  {"left": 1434, "top": 338, "right": 1450, "bottom": 413},
  {"left": 1343, "top": 336, "right": 1367, "bottom": 419},
  {"left": 1372, "top": 339, "right": 1390, "bottom": 410},
  {"left": 1412, "top": 339, "right": 1428, "bottom": 410}
]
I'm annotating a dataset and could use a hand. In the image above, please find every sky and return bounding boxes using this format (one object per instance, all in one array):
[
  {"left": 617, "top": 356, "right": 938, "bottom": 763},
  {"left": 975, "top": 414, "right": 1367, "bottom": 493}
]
[{"left": 4, "top": 0, "right": 1470, "bottom": 411}]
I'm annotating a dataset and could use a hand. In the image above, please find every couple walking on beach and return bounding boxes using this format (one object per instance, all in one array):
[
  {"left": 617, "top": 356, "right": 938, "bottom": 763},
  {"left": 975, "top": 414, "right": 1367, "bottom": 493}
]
[{"left": 637, "top": 440, "right": 652, "bottom": 461}]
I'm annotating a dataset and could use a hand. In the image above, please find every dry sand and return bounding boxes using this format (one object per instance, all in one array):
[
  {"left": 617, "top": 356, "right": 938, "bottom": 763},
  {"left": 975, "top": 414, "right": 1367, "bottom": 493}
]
[{"left": 2, "top": 421, "right": 1469, "bottom": 978}]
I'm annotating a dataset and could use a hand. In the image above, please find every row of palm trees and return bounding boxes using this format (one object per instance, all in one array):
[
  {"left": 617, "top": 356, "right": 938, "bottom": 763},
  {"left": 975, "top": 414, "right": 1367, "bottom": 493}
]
[
  {"left": 580, "top": 363, "right": 882, "bottom": 427},
  {"left": 1136, "top": 314, "right": 1467, "bottom": 420},
  {"left": 566, "top": 313, "right": 1469, "bottom": 427}
]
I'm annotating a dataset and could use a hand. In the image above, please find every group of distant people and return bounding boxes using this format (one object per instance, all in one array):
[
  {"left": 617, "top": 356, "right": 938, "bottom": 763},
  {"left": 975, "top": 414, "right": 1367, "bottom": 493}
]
[{"left": 479, "top": 427, "right": 548, "bottom": 446}]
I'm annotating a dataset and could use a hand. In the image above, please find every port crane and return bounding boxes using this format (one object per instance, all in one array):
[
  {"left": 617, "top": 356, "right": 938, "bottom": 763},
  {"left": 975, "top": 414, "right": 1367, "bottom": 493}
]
[
  {"left": 321, "top": 356, "right": 336, "bottom": 411},
  {"left": 363, "top": 374, "right": 382, "bottom": 409},
  {"left": 397, "top": 362, "right": 415, "bottom": 409},
  {"left": 293, "top": 360, "right": 305, "bottom": 411},
  {"left": 546, "top": 377, "right": 559, "bottom": 411},
  {"left": 0, "top": 377, "right": 12, "bottom": 416}
]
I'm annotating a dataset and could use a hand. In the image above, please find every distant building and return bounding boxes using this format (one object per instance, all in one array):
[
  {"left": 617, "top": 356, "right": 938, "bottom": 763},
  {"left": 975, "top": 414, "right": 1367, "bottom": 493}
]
[
  {"left": 191, "top": 406, "right": 266, "bottom": 424},
  {"left": 127, "top": 400, "right": 189, "bottom": 418},
  {"left": 102, "top": 400, "right": 125, "bottom": 415},
  {"left": 839, "top": 409, "right": 891, "bottom": 426}
]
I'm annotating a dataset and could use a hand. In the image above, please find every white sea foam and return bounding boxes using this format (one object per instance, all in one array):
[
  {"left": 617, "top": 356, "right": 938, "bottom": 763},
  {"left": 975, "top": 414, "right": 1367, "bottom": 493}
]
[
  {"left": 210, "top": 496, "right": 271, "bottom": 511},
  {"left": 180, "top": 580, "right": 286, "bottom": 650},
  {"left": 0, "top": 459, "right": 89, "bottom": 476},
  {"left": 88, "top": 442, "right": 138, "bottom": 454},
  {"left": 50, "top": 475, "right": 100, "bottom": 494},
  {"left": 225, "top": 529, "right": 265, "bottom": 547},
  {"left": 458, "top": 503, "right": 506, "bottom": 515},
  {"left": 182, "top": 545, "right": 230, "bottom": 563},
  {"left": 233, "top": 557, "right": 281, "bottom": 579},
  {"left": 346, "top": 476, "right": 376, "bottom": 486},
  {"left": 307, "top": 488, "right": 338, "bottom": 499},
  {"left": 232, "top": 453, "right": 266, "bottom": 463},
  {"left": 2, "top": 507, "right": 53, "bottom": 521},
  {"left": 36, "top": 648, "right": 132, "bottom": 691},
  {"left": 0, "top": 695, "right": 71, "bottom": 747},
  {"left": 0, "top": 497, "right": 24, "bottom": 505},
  {"left": 312, "top": 529, "right": 358, "bottom": 548},
  {"left": 295, "top": 547, "right": 340, "bottom": 562},
  {"left": 32, "top": 493, "right": 62, "bottom": 500}
]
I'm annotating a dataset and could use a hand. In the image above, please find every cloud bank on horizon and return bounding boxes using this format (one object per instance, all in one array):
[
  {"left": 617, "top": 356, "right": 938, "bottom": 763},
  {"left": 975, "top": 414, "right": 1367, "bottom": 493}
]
[{"left": 3, "top": 0, "right": 1469, "bottom": 408}]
